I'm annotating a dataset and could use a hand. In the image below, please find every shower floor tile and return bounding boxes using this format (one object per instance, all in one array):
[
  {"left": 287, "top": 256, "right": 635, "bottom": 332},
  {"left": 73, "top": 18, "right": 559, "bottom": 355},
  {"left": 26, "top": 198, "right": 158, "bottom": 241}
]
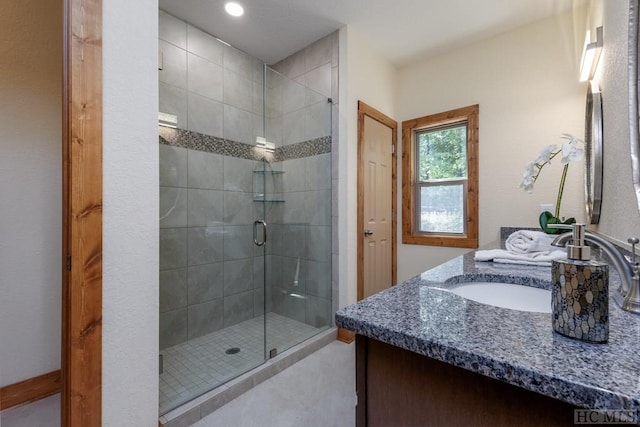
[{"left": 159, "top": 313, "right": 323, "bottom": 414}]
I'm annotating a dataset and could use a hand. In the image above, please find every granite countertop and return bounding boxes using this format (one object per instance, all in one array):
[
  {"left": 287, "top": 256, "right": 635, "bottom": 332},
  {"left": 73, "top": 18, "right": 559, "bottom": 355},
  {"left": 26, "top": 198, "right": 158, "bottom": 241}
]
[{"left": 335, "top": 246, "right": 640, "bottom": 412}]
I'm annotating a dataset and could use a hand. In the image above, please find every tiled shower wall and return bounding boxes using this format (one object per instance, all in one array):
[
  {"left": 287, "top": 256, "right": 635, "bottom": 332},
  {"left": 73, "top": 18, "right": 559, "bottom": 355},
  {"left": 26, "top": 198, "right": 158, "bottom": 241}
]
[
  {"left": 158, "top": 10, "right": 334, "bottom": 350},
  {"left": 158, "top": 11, "right": 264, "bottom": 143}
]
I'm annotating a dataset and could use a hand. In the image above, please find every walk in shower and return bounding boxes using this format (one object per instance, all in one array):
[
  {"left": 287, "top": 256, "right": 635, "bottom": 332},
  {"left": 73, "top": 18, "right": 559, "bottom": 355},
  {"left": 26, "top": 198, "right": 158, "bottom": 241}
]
[{"left": 158, "top": 11, "right": 333, "bottom": 415}]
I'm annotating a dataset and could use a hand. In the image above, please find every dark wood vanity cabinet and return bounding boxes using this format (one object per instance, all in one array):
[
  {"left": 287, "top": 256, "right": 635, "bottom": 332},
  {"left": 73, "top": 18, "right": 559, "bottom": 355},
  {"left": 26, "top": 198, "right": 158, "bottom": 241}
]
[{"left": 355, "top": 335, "right": 577, "bottom": 427}]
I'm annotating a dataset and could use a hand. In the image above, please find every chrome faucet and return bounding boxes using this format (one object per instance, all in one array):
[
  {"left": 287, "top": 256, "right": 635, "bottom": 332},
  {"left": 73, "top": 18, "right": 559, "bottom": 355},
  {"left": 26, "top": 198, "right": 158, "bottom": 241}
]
[{"left": 551, "top": 228, "right": 640, "bottom": 314}]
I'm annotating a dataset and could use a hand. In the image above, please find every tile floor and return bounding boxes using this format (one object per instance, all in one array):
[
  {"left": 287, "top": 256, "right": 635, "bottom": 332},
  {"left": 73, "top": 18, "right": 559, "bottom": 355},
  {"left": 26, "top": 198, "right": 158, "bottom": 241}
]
[
  {"left": 160, "top": 313, "right": 325, "bottom": 414},
  {"left": 192, "top": 339, "right": 356, "bottom": 427}
]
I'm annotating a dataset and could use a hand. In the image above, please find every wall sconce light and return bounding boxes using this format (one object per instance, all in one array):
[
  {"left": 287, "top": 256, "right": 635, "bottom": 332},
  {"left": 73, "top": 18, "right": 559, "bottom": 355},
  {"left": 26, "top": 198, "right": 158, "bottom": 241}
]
[
  {"left": 256, "top": 136, "right": 275, "bottom": 153},
  {"left": 158, "top": 112, "right": 177, "bottom": 128},
  {"left": 580, "top": 26, "right": 603, "bottom": 82}
]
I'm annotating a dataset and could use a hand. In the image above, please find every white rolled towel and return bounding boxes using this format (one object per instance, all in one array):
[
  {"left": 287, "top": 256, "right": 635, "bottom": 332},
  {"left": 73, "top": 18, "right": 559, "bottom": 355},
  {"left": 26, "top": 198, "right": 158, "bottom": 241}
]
[
  {"left": 505, "top": 230, "right": 555, "bottom": 254},
  {"left": 474, "top": 249, "right": 566, "bottom": 267}
]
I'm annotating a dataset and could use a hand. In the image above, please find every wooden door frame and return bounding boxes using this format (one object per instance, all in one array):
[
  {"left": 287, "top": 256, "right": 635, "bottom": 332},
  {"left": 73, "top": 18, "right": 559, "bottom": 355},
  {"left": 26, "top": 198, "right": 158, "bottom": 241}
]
[
  {"left": 62, "top": 0, "right": 103, "bottom": 425},
  {"left": 357, "top": 101, "right": 398, "bottom": 301}
]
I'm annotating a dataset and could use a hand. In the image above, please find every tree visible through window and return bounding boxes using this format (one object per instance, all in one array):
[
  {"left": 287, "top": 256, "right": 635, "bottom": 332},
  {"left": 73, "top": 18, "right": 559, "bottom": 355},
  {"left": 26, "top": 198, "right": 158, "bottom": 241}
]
[
  {"left": 402, "top": 105, "right": 478, "bottom": 248},
  {"left": 417, "top": 124, "right": 467, "bottom": 234}
]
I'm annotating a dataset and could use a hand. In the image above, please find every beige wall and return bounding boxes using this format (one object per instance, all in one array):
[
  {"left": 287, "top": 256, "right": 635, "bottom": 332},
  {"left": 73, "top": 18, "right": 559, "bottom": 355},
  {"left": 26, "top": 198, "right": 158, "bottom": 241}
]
[
  {"left": 396, "top": 9, "right": 589, "bottom": 281},
  {"left": 0, "top": 1, "right": 62, "bottom": 425},
  {"left": 340, "top": 26, "right": 398, "bottom": 306}
]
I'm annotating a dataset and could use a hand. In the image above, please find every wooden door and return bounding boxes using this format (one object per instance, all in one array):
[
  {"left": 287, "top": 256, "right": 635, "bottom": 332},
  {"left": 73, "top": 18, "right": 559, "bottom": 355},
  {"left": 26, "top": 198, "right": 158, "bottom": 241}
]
[{"left": 357, "top": 102, "right": 397, "bottom": 300}]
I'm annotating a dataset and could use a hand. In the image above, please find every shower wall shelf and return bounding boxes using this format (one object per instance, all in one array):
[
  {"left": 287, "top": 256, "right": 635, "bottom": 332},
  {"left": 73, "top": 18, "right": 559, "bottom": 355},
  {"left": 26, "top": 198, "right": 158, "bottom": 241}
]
[
  {"left": 253, "top": 167, "right": 284, "bottom": 203},
  {"left": 253, "top": 170, "right": 284, "bottom": 175}
]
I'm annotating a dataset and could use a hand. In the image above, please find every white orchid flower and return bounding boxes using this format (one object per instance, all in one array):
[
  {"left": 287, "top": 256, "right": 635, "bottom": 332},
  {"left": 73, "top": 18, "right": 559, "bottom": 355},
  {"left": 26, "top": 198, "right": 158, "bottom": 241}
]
[
  {"left": 534, "top": 144, "right": 557, "bottom": 165},
  {"left": 523, "top": 161, "right": 537, "bottom": 177},
  {"left": 560, "top": 142, "right": 584, "bottom": 164},
  {"left": 520, "top": 161, "right": 537, "bottom": 193},
  {"left": 521, "top": 133, "right": 583, "bottom": 221},
  {"left": 520, "top": 178, "right": 535, "bottom": 193}
]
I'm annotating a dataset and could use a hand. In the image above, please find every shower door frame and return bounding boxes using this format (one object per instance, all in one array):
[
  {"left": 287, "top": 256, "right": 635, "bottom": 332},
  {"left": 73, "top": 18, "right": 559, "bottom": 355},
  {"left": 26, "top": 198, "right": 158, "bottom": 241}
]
[{"left": 253, "top": 156, "right": 269, "bottom": 362}]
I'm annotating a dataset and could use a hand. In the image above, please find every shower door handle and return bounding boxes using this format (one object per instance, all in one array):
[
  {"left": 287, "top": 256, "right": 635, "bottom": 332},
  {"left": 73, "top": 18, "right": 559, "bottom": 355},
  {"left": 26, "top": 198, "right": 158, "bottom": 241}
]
[{"left": 253, "top": 220, "right": 267, "bottom": 246}]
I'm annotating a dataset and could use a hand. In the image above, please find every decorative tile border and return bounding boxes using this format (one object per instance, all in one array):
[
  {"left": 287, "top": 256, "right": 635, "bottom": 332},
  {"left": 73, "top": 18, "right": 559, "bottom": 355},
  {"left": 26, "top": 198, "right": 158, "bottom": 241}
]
[
  {"left": 159, "top": 127, "right": 331, "bottom": 162},
  {"left": 274, "top": 136, "right": 331, "bottom": 162}
]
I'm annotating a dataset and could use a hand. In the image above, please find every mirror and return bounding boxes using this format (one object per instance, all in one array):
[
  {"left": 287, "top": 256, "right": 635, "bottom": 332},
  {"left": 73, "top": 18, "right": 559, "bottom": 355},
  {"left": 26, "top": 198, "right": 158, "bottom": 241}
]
[
  {"left": 585, "top": 81, "right": 603, "bottom": 223},
  {"left": 629, "top": 0, "right": 640, "bottom": 212}
]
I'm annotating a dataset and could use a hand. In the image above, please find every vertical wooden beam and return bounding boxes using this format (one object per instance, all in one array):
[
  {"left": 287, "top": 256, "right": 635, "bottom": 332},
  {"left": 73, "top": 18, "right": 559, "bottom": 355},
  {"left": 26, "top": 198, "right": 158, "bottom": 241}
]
[{"left": 62, "top": 0, "right": 103, "bottom": 425}]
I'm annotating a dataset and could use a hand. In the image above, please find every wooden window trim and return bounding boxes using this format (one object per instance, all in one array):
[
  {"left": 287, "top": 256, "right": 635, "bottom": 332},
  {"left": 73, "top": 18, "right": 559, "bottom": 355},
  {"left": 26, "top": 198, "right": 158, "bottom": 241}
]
[{"left": 401, "top": 105, "right": 479, "bottom": 248}]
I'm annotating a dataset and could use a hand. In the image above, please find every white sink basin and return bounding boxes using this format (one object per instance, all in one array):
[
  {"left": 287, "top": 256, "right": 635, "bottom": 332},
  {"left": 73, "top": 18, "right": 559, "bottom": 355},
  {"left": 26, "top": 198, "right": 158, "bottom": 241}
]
[{"left": 448, "top": 282, "right": 551, "bottom": 313}]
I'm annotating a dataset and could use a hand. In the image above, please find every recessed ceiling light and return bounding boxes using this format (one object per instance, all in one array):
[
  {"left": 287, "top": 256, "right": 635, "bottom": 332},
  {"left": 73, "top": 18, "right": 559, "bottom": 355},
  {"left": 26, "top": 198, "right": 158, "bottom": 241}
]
[{"left": 225, "top": 2, "right": 244, "bottom": 17}]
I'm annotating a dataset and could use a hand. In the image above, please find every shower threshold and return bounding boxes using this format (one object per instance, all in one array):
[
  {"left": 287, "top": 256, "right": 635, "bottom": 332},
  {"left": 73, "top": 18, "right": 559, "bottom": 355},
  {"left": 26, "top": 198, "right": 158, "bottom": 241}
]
[{"left": 159, "top": 312, "right": 333, "bottom": 418}]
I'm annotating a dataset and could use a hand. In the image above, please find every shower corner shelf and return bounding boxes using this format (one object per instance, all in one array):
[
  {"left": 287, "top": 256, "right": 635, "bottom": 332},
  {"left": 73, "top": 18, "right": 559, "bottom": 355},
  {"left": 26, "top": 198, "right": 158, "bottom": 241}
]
[
  {"left": 253, "top": 170, "right": 284, "bottom": 175},
  {"left": 253, "top": 165, "right": 284, "bottom": 203},
  {"left": 253, "top": 198, "right": 285, "bottom": 203}
]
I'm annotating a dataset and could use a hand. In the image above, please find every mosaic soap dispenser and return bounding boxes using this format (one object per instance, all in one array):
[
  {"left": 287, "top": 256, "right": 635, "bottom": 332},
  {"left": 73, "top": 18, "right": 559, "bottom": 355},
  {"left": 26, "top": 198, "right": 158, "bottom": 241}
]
[{"left": 551, "top": 224, "right": 609, "bottom": 343}]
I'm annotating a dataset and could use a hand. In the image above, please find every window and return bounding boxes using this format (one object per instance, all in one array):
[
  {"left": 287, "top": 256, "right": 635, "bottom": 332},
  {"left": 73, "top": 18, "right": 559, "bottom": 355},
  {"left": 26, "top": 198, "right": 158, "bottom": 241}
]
[{"left": 402, "top": 105, "right": 478, "bottom": 248}]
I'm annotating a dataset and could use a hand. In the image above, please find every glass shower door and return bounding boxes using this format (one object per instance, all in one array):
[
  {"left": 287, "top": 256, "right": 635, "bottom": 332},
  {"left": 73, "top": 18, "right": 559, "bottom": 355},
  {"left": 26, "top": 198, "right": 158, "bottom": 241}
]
[{"left": 262, "top": 66, "right": 333, "bottom": 358}]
